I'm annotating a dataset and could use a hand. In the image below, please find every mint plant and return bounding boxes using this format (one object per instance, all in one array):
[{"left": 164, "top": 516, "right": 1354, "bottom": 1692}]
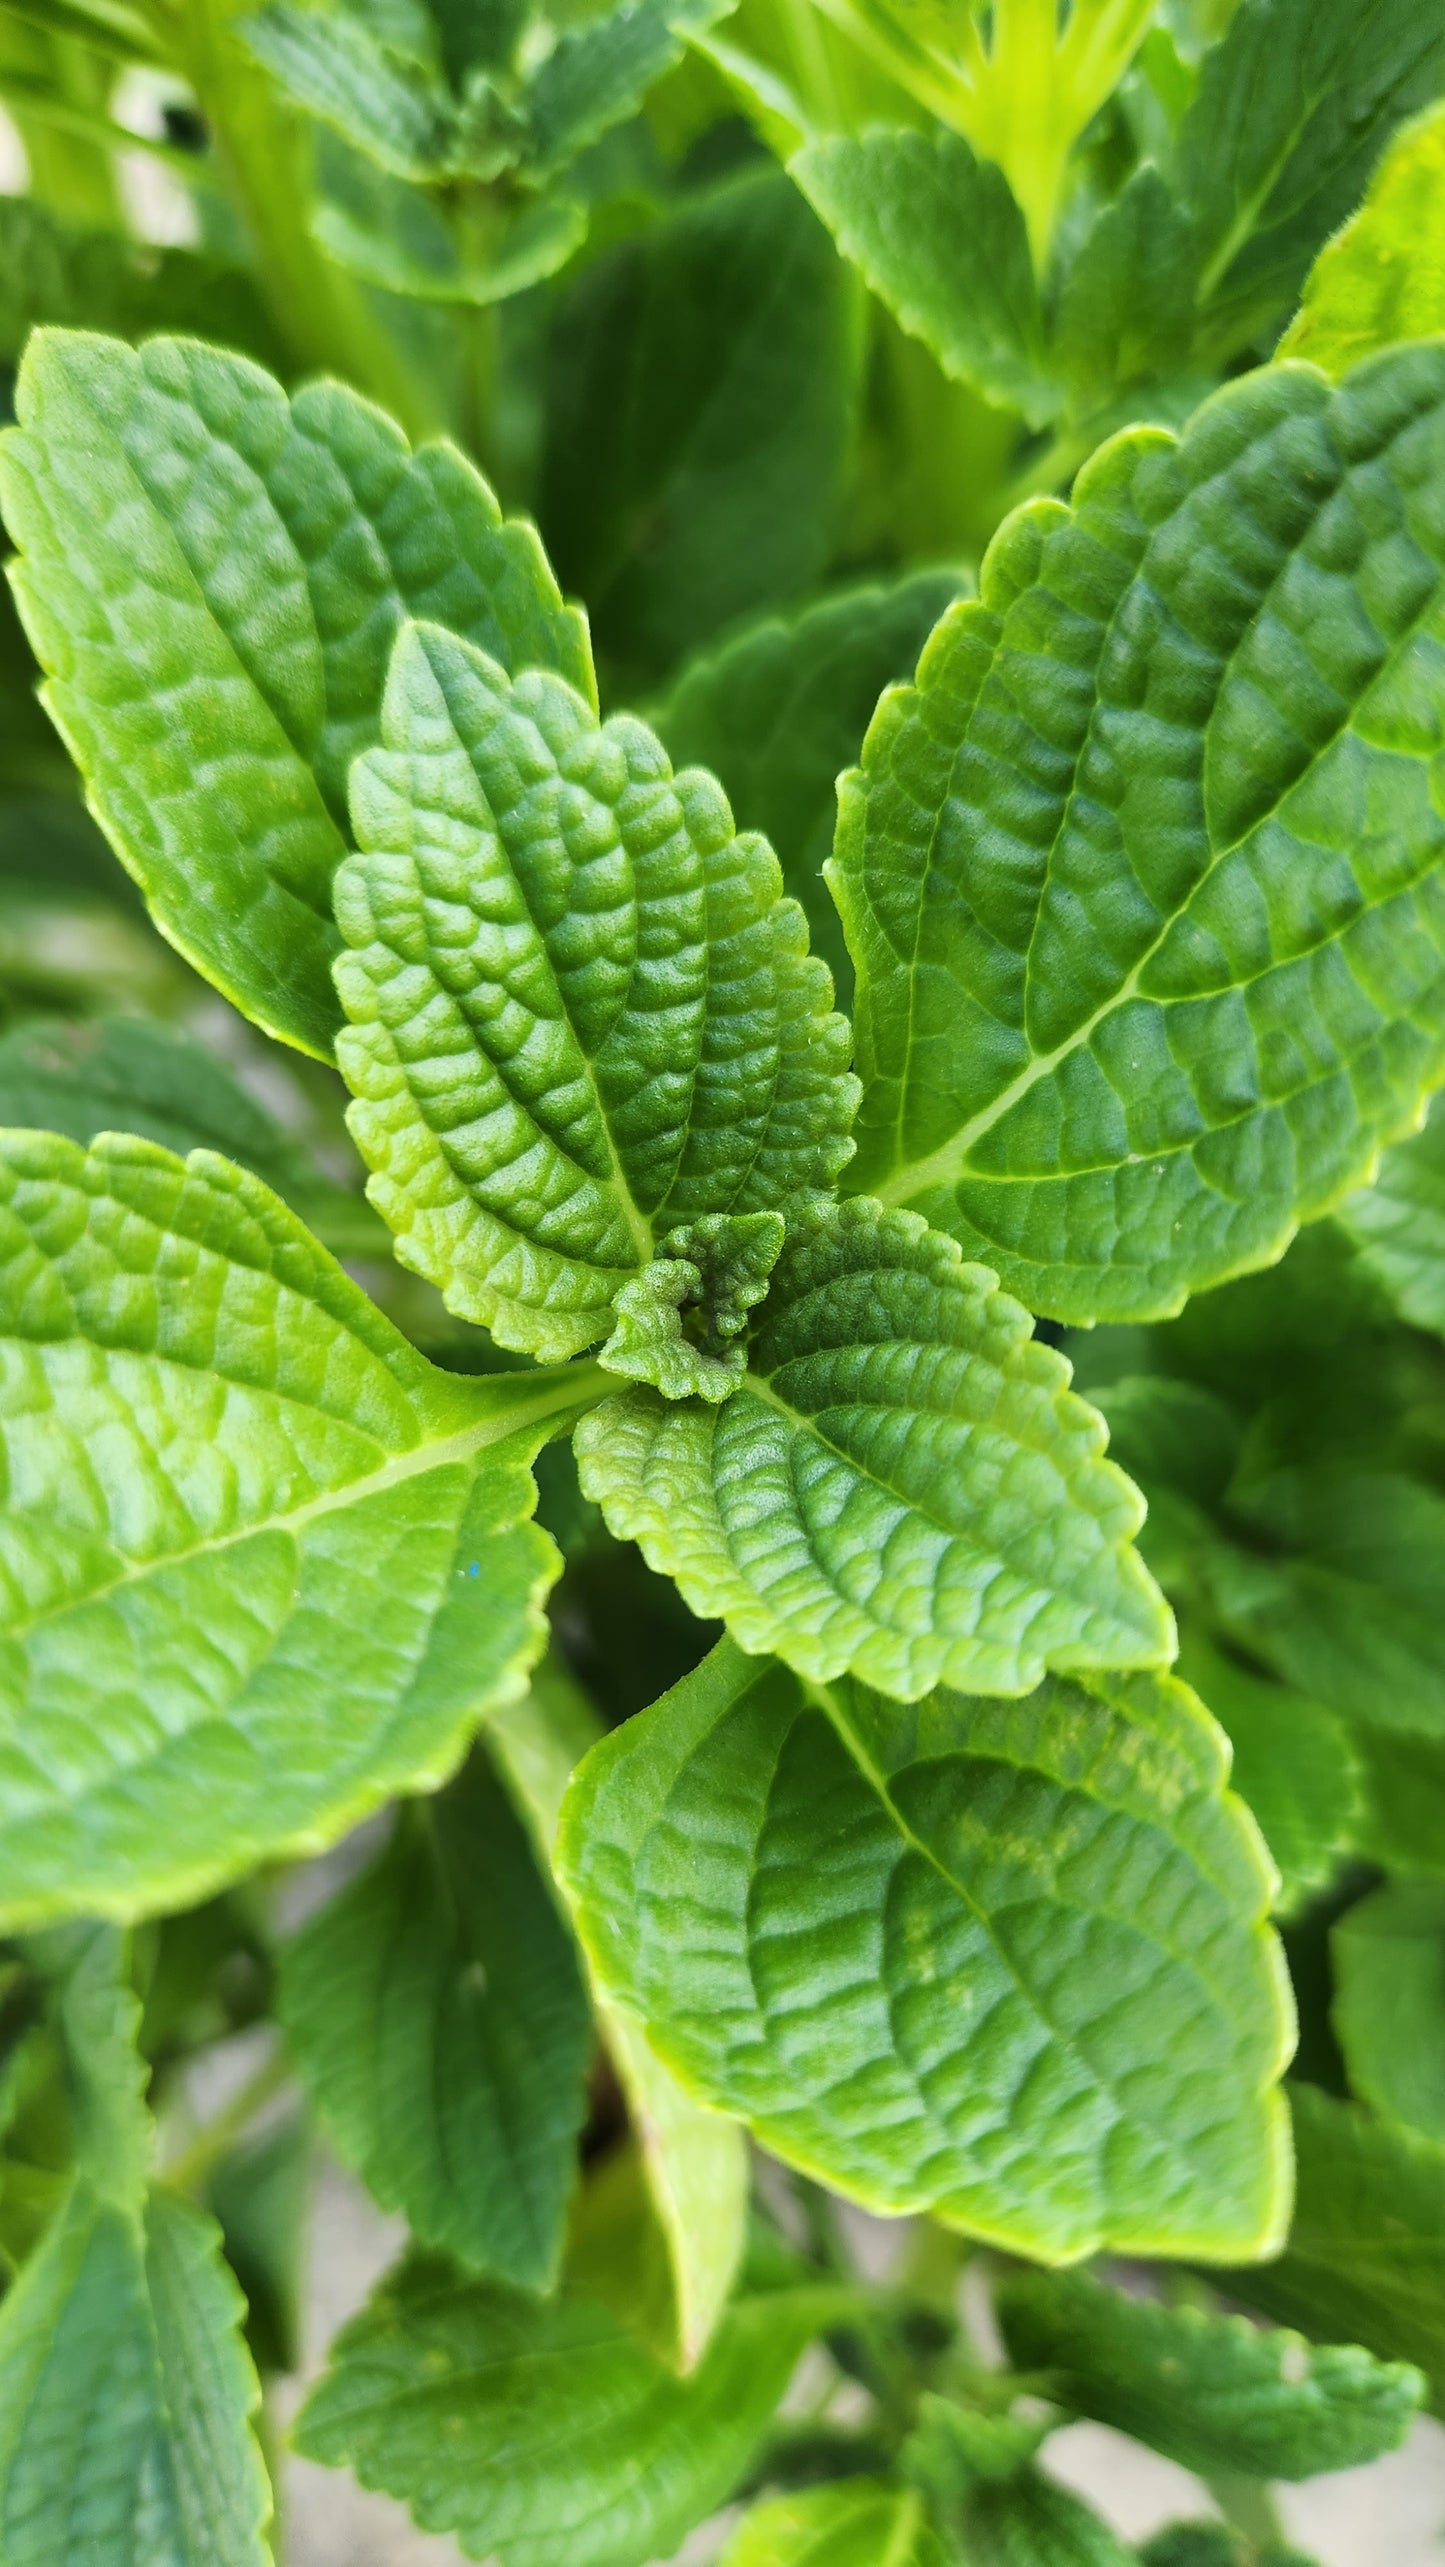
[{"left": 3, "top": 5, "right": 1445, "bottom": 2565}]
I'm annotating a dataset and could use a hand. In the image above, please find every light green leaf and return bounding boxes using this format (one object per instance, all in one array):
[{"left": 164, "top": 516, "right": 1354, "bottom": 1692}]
[
  {"left": 541, "top": 165, "right": 860, "bottom": 688},
  {"left": 526, "top": 0, "right": 736, "bottom": 183},
  {"left": 335, "top": 620, "right": 855, "bottom": 1362},
  {"left": 997, "top": 2265, "right": 1423, "bottom": 2479},
  {"left": 280, "top": 1747, "right": 590, "bottom": 2288},
  {"left": 0, "top": 1013, "right": 385, "bottom": 1256},
  {"left": 0, "top": 329, "right": 591, "bottom": 1058},
  {"left": 1176, "top": 0, "right": 1445, "bottom": 346},
  {"left": 488, "top": 1660, "right": 749, "bottom": 2366},
  {"left": 238, "top": 4, "right": 453, "bottom": 178},
  {"left": 953, "top": 2471, "right": 1134, "bottom": 2567},
  {"left": 1053, "top": 166, "right": 1198, "bottom": 408},
  {"left": 1335, "top": 1093, "right": 1445, "bottom": 1340},
  {"left": 1332, "top": 1880, "right": 1445, "bottom": 2143},
  {"left": 294, "top": 2248, "right": 837, "bottom": 2567},
  {"left": 576, "top": 1196, "right": 1170, "bottom": 1699},
  {"left": 792, "top": 128, "right": 1059, "bottom": 430},
  {"left": 1222, "top": 2084, "right": 1445, "bottom": 2400},
  {"left": 0, "top": 2184, "right": 270, "bottom": 2567},
  {"left": 654, "top": 569, "right": 967, "bottom": 1012},
  {"left": 1174, "top": 1631, "right": 1360, "bottom": 1915},
  {"left": 1279, "top": 102, "right": 1445, "bottom": 378},
  {"left": 558, "top": 1637, "right": 1292, "bottom": 2261},
  {"left": 0, "top": 1128, "right": 591, "bottom": 1928},
  {"left": 834, "top": 347, "right": 1445, "bottom": 1324},
  {"left": 721, "top": 2481, "right": 948, "bottom": 2567},
  {"left": 599, "top": 1210, "right": 785, "bottom": 1404}
]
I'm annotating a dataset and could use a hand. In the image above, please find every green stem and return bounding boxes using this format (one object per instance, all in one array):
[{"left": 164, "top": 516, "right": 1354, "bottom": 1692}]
[{"left": 1205, "top": 2472, "right": 1287, "bottom": 2553}]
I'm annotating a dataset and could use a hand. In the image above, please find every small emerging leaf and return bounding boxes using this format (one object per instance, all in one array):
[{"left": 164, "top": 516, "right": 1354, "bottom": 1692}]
[
  {"left": 1280, "top": 102, "right": 1445, "bottom": 378},
  {"left": 600, "top": 1210, "right": 784, "bottom": 1404}
]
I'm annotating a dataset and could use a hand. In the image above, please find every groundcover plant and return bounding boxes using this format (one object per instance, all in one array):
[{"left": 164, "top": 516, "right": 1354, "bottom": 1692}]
[{"left": 6, "top": 1, "right": 1445, "bottom": 2561}]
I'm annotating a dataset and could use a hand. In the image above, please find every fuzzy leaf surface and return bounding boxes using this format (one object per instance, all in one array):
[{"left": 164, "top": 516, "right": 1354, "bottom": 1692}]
[
  {"left": 835, "top": 347, "right": 1445, "bottom": 1324},
  {"left": 0, "top": 2184, "right": 270, "bottom": 2567},
  {"left": 721, "top": 2482, "right": 947, "bottom": 2567},
  {"left": 558, "top": 1639, "right": 1292, "bottom": 2260},
  {"left": 1332, "top": 1880, "right": 1445, "bottom": 2143},
  {"left": 336, "top": 621, "right": 854, "bottom": 1360},
  {"left": 654, "top": 570, "right": 966, "bottom": 1011},
  {"left": 792, "top": 129, "right": 1058, "bottom": 430},
  {"left": 576, "top": 1197, "right": 1169, "bottom": 1700},
  {"left": 997, "top": 2266, "right": 1422, "bottom": 2479},
  {"left": 280, "top": 1749, "right": 591, "bottom": 2288},
  {"left": 294, "top": 2253, "right": 835, "bottom": 2567},
  {"left": 1280, "top": 103, "right": 1445, "bottom": 378},
  {"left": 0, "top": 1129, "right": 586, "bottom": 1927},
  {"left": 0, "top": 330, "right": 590, "bottom": 1056}
]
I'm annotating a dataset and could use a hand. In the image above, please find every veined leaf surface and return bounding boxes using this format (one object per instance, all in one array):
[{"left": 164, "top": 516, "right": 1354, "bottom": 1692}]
[
  {"left": 575, "top": 1196, "right": 1169, "bottom": 1701},
  {"left": 559, "top": 1639, "right": 1293, "bottom": 2262},
  {"left": 0, "top": 330, "right": 590, "bottom": 1057},
  {"left": 996, "top": 2266, "right": 1422, "bottom": 2479},
  {"left": 335, "top": 620, "right": 855, "bottom": 1360},
  {"left": 835, "top": 346, "right": 1445, "bottom": 1323},
  {"left": 0, "top": 1129, "right": 591, "bottom": 1926}
]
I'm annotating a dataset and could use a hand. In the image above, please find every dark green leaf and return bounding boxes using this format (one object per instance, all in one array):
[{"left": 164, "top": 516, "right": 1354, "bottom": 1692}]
[{"left": 1332, "top": 1880, "right": 1445, "bottom": 2142}]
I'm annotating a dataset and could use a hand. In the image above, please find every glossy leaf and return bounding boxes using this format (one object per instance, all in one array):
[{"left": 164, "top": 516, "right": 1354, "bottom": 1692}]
[
  {"left": 294, "top": 2248, "right": 837, "bottom": 2567},
  {"left": 1280, "top": 102, "right": 1445, "bottom": 378},
  {"left": 1335, "top": 1094, "right": 1445, "bottom": 1339},
  {"left": 835, "top": 346, "right": 1445, "bottom": 1324},
  {"left": 0, "top": 329, "right": 590, "bottom": 1056},
  {"left": 1332, "top": 1880, "right": 1445, "bottom": 2142},
  {"left": 792, "top": 128, "right": 1058, "bottom": 429},
  {"left": 335, "top": 620, "right": 855, "bottom": 1360},
  {"left": 997, "top": 2265, "right": 1423, "bottom": 2479},
  {"left": 559, "top": 1638, "right": 1292, "bottom": 2261},
  {"left": 0, "top": 1128, "right": 590, "bottom": 1928},
  {"left": 721, "top": 2481, "right": 947, "bottom": 2567},
  {"left": 576, "top": 1196, "right": 1170, "bottom": 1700},
  {"left": 280, "top": 1748, "right": 591, "bottom": 2287},
  {"left": 654, "top": 569, "right": 966, "bottom": 1011}
]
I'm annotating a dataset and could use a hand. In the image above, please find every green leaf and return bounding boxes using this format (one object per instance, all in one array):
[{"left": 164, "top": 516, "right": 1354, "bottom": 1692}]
[
  {"left": 335, "top": 619, "right": 855, "bottom": 1361},
  {"left": 955, "top": 2472, "right": 1134, "bottom": 2567},
  {"left": 294, "top": 2247, "right": 838, "bottom": 2567},
  {"left": 1176, "top": 0, "right": 1445, "bottom": 346},
  {"left": 0, "top": 1013, "right": 384, "bottom": 1255},
  {"left": 526, "top": 0, "right": 737, "bottom": 184},
  {"left": 28, "top": 1922, "right": 150, "bottom": 2203},
  {"left": 280, "top": 1747, "right": 590, "bottom": 2288},
  {"left": 576, "top": 1196, "right": 1170, "bottom": 1699},
  {"left": 791, "top": 129, "right": 1059, "bottom": 430},
  {"left": 205, "top": 2111, "right": 310, "bottom": 2377},
  {"left": 558, "top": 1637, "right": 1292, "bottom": 2261},
  {"left": 1332, "top": 1880, "right": 1445, "bottom": 2142},
  {"left": 1052, "top": 166, "right": 1198, "bottom": 409},
  {"left": 0, "top": 2182, "right": 271, "bottom": 2566},
  {"left": 0, "top": 1128, "right": 591, "bottom": 1928},
  {"left": 653, "top": 569, "right": 966, "bottom": 1013},
  {"left": 488, "top": 1661, "right": 749, "bottom": 2366},
  {"left": 312, "top": 139, "right": 587, "bottom": 304},
  {"left": 1335, "top": 1093, "right": 1445, "bottom": 1340},
  {"left": 997, "top": 2265, "right": 1423, "bottom": 2479},
  {"left": 1279, "top": 102, "right": 1445, "bottom": 378},
  {"left": 238, "top": 4, "right": 453, "bottom": 179},
  {"left": 599, "top": 1210, "right": 785, "bottom": 1404},
  {"left": 1174, "top": 1632, "right": 1360, "bottom": 1914},
  {"left": 541, "top": 165, "right": 860, "bottom": 689},
  {"left": 721, "top": 2481, "right": 948, "bottom": 2567},
  {"left": 1221, "top": 2083, "right": 1445, "bottom": 2401},
  {"left": 834, "top": 347, "right": 1445, "bottom": 1324},
  {"left": 0, "top": 329, "right": 591, "bottom": 1058},
  {"left": 0, "top": 194, "right": 287, "bottom": 375},
  {"left": 1346, "top": 1725, "right": 1445, "bottom": 1882}
]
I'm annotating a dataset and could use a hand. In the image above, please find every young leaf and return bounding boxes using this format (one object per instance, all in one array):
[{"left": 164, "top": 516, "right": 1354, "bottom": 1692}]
[
  {"left": 835, "top": 346, "right": 1445, "bottom": 1324},
  {"left": 1176, "top": 0, "right": 1445, "bottom": 346},
  {"left": 488, "top": 1662, "right": 749, "bottom": 2367},
  {"left": 575, "top": 1195, "right": 1170, "bottom": 1700},
  {"left": 721, "top": 2481, "right": 948, "bottom": 2567},
  {"left": 599, "top": 1211, "right": 786, "bottom": 1405},
  {"left": 335, "top": 620, "right": 855, "bottom": 1360},
  {"left": 1279, "top": 102, "right": 1445, "bottom": 378},
  {"left": 558, "top": 1638, "right": 1292, "bottom": 2262},
  {"left": 1331, "top": 1880, "right": 1445, "bottom": 2143},
  {"left": 1222, "top": 2084, "right": 1445, "bottom": 2397},
  {"left": 791, "top": 129, "right": 1059, "bottom": 430},
  {"left": 525, "top": 0, "right": 737, "bottom": 183},
  {"left": 996, "top": 2266, "right": 1423, "bottom": 2479},
  {"left": 280, "top": 1749, "right": 591, "bottom": 2289},
  {"left": 1334, "top": 1094, "right": 1445, "bottom": 1340},
  {"left": 0, "top": 1013, "right": 385, "bottom": 1256},
  {"left": 312, "top": 137, "right": 587, "bottom": 305},
  {"left": 239, "top": 5, "right": 453, "bottom": 179},
  {"left": 0, "top": 1128, "right": 591, "bottom": 1928},
  {"left": 541, "top": 165, "right": 860, "bottom": 687},
  {"left": 294, "top": 2249, "right": 839, "bottom": 2567},
  {"left": 1174, "top": 1632, "right": 1360, "bottom": 1915},
  {"left": 654, "top": 569, "right": 967, "bottom": 1012},
  {"left": 0, "top": 329, "right": 590, "bottom": 1057},
  {"left": 0, "top": 2184, "right": 271, "bottom": 2567}
]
